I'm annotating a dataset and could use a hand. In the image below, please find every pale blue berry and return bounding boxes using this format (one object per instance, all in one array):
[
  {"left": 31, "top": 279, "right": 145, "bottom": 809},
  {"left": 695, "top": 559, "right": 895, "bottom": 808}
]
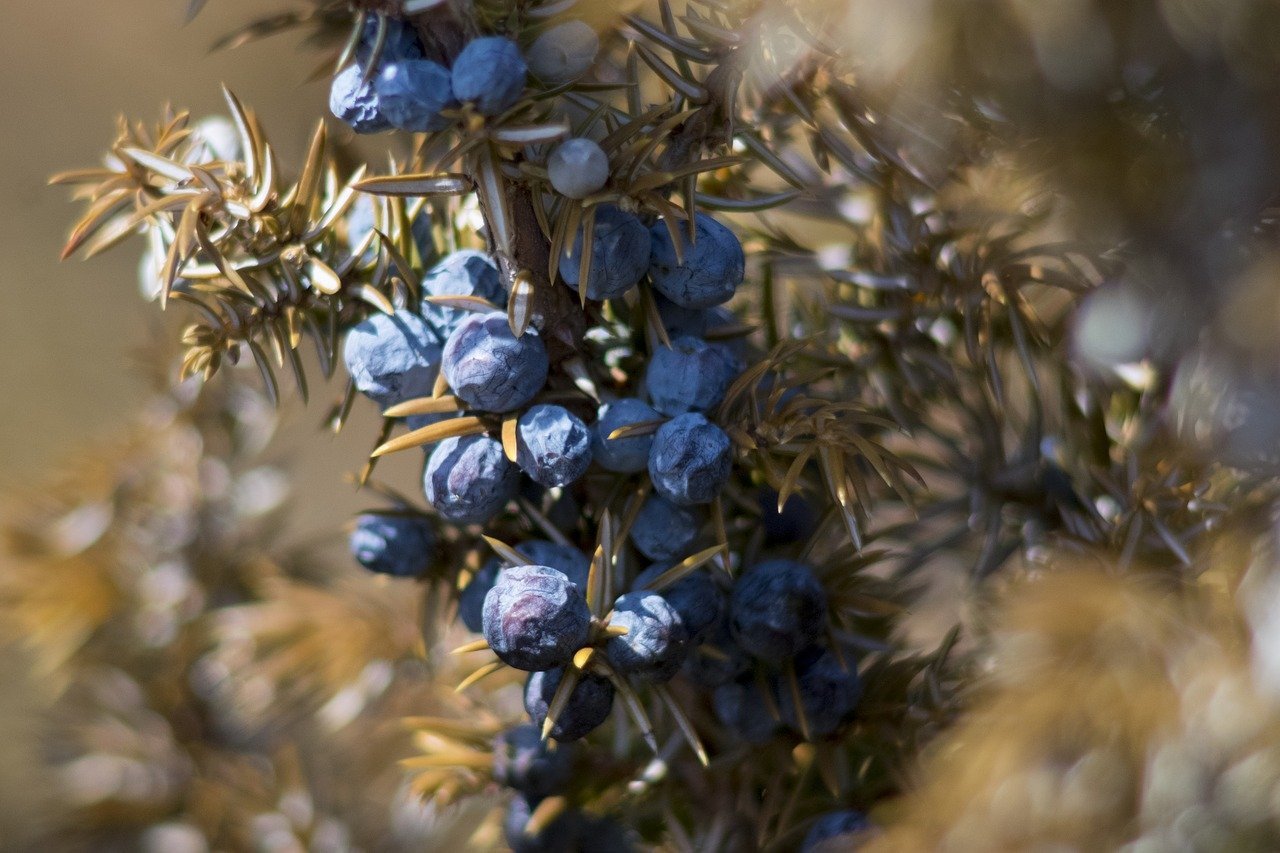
[
  {"left": 527, "top": 21, "right": 599, "bottom": 84},
  {"left": 548, "top": 138, "right": 609, "bottom": 199},
  {"left": 451, "top": 37, "right": 527, "bottom": 116}
]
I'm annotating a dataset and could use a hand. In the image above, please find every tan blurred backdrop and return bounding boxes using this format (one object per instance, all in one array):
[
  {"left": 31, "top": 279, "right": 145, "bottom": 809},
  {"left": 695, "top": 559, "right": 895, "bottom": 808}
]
[{"left": 0, "top": 1, "right": 413, "bottom": 542}]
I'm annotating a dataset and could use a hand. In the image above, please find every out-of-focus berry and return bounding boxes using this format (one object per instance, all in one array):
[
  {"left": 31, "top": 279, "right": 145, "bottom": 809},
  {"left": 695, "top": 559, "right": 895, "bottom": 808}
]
[
  {"left": 524, "top": 668, "right": 615, "bottom": 741},
  {"left": 442, "top": 313, "right": 548, "bottom": 413},
  {"left": 423, "top": 434, "right": 520, "bottom": 524},
  {"left": 482, "top": 565, "right": 591, "bottom": 671},
  {"left": 356, "top": 15, "right": 424, "bottom": 65},
  {"left": 342, "top": 309, "right": 442, "bottom": 408},
  {"left": 729, "top": 559, "right": 827, "bottom": 664},
  {"left": 775, "top": 645, "right": 863, "bottom": 739},
  {"left": 185, "top": 115, "right": 242, "bottom": 163},
  {"left": 592, "top": 398, "right": 661, "bottom": 474},
  {"left": 375, "top": 59, "right": 455, "bottom": 132},
  {"left": 348, "top": 513, "right": 433, "bottom": 577},
  {"left": 330, "top": 64, "right": 392, "bottom": 134},
  {"left": 633, "top": 563, "right": 723, "bottom": 641},
  {"left": 649, "top": 214, "right": 745, "bottom": 308},
  {"left": 682, "top": 613, "right": 750, "bottom": 687},
  {"left": 492, "top": 724, "right": 574, "bottom": 797},
  {"left": 421, "top": 250, "right": 506, "bottom": 340},
  {"left": 713, "top": 678, "right": 780, "bottom": 744},
  {"left": 527, "top": 21, "right": 599, "bottom": 84},
  {"left": 644, "top": 335, "right": 740, "bottom": 416},
  {"left": 517, "top": 404, "right": 593, "bottom": 487},
  {"left": 578, "top": 815, "right": 636, "bottom": 853},
  {"left": 629, "top": 495, "right": 702, "bottom": 562},
  {"left": 604, "top": 591, "right": 691, "bottom": 682},
  {"left": 503, "top": 792, "right": 582, "bottom": 853},
  {"left": 519, "top": 540, "right": 592, "bottom": 589},
  {"left": 648, "top": 413, "right": 732, "bottom": 505},
  {"left": 548, "top": 138, "right": 609, "bottom": 199},
  {"left": 561, "top": 205, "right": 650, "bottom": 301},
  {"left": 345, "top": 194, "right": 433, "bottom": 266},
  {"left": 802, "top": 810, "right": 874, "bottom": 852},
  {"left": 451, "top": 37, "right": 527, "bottom": 116},
  {"left": 458, "top": 557, "right": 500, "bottom": 633},
  {"left": 758, "top": 488, "right": 820, "bottom": 546}
]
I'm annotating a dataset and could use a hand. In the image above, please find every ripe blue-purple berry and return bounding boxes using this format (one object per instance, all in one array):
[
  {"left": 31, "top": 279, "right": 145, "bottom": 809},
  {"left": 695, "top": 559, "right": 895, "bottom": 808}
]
[
  {"left": 630, "top": 495, "right": 702, "bottom": 562},
  {"left": 517, "top": 404, "right": 594, "bottom": 487},
  {"left": 604, "top": 591, "right": 691, "bottom": 682},
  {"left": 423, "top": 434, "right": 519, "bottom": 524},
  {"left": 492, "top": 724, "right": 574, "bottom": 797},
  {"left": 442, "top": 313, "right": 548, "bottom": 413},
  {"left": 342, "top": 309, "right": 443, "bottom": 409},
  {"left": 682, "top": 614, "right": 750, "bottom": 687},
  {"left": 526, "top": 21, "right": 599, "bottom": 84},
  {"left": 712, "top": 678, "right": 780, "bottom": 744},
  {"left": 330, "top": 64, "right": 392, "bottom": 134},
  {"left": 375, "top": 59, "right": 455, "bottom": 132},
  {"left": 348, "top": 513, "right": 433, "bottom": 577},
  {"left": 803, "top": 811, "right": 874, "bottom": 852},
  {"left": 548, "top": 138, "right": 609, "bottom": 199},
  {"left": 775, "top": 645, "right": 863, "bottom": 740},
  {"left": 729, "top": 559, "right": 827, "bottom": 664},
  {"left": 591, "top": 398, "right": 661, "bottom": 474},
  {"left": 451, "top": 37, "right": 527, "bottom": 116},
  {"left": 644, "top": 335, "right": 741, "bottom": 416},
  {"left": 503, "top": 792, "right": 582, "bottom": 853},
  {"left": 524, "top": 668, "right": 615, "bottom": 741},
  {"left": 648, "top": 413, "right": 733, "bottom": 506},
  {"left": 519, "top": 540, "right": 592, "bottom": 589},
  {"left": 421, "top": 250, "right": 506, "bottom": 340},
  {"left": 458, "top": 557, "right": 500, "bottom": 633},
  {"left": 561, "top": 205, "right": 650, "bottom": 301},
  {"left": 633, "top": 563, "right": 723, "bottom": 642},
  {"left": 758, "top": 488, "right": 820, "bottom": 546},
  {"left": 649, "top": 214, "right": 745, "bottom": 308},
  {"left": 482, "top": 565, "right": 591, "bottom": 671},
  {"left": 356, "top": 16, "right": 424, "bottom": 65}
]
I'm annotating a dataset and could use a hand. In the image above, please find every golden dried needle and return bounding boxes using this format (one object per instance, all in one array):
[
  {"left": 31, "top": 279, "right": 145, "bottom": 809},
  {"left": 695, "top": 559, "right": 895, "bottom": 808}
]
[
  {"left": 455, "top": 660, "right": 505, "bottom": 693},
  {"left": 541, "top": 665, "right": 583, "bottom": 741},
  {"left": 450, "top": 638, "right": 491, "bottom": 655}
]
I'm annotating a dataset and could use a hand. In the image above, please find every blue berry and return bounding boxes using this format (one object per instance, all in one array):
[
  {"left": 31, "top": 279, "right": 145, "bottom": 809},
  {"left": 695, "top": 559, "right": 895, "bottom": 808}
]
[
  {"left": 524, "top": 668, "right": 615, "bottom": 741},
  {"left": 578, "top": 816, "right": 635, "bottom": 853},
  {"left": 712, "top": 678, "right": 780, "bottom": 744},
  {"left": 633, "top": 563, "right": 723, "bottom": 642},
  {"left": 458, "top": 557, "right": 500, "bottom": 632},
  {"left": 647, "top": 413, "right": 732, "bottom": 506},
  {"left": 729, "top": 559, "right": 827, "bottom": 664},
  {"left": 356, "top": 16, "right": 424, "bottom": 65},
  {"left": 442, "top": 313, "right": 548, "bottom": 413},
  {"left": 421, "top": 249, "right": 506, "bottom": 340},
  {"left": 492, "top": 724, "right": 574, "bottom": 797},
  {"left": 649, "top": 214, "right": 744, "bottom": 308},
  {"left": 503, "top": 792, "right": 582, "bottom": 853},
  {"left": 451, "top": 37, "right": 527, "bottom": 116},
  {"left": 654, "top": 294, "right": 709, "bottom": 339},
  {"left": 775, "top": 646, "right": 863, "bottom": 740},
  {"left": 423, "top": 434, "right": 519, "bottom": 524},
  {"left": 803, "top": 811, "right": 874, "bottom": 852},
  {"left": 342, "top": 309, "right": 443, "bottom": 409},
  {"left": 644, "top": 335, "right": 741, "bottom": 416},
  {"left": 483, "top": 565, "right": 591, "bottom": 671},
  {"left": 375, "top": 59, "right": 455, "bottom": 132},
  {"left": 561, "top": 205, "right": 650, "bottom": 301},
  {"left": 517, "top": 405, "right": 593, "bottom": 487},
  {"left": 348, "top": 513, "right": 433, "bottom": 577},
  {"left": 758, "top": 488, "right": 819, "bottom": 546},
  {"left": 630, "top": 495, "right": 702, "bottom": 562},
  {"left": 548, "top": 138, "right": 609, "bottom": 199},
  {"left": 518, "top": 540, "right": 591, "bottom": 589},
  {"left": 330, "top": 64, "right": 392, "bottom": 134},
  {"left": 527, "top": 21, "right": 599, "bottom": 84},
  {"left": 591, "top": 398, "right": 661, "bottom": 474},
  {"left": 604, "top": 591, "right": 690, "bottom": 682},
  {"left": 681, "top": 614, "right": 750, "bottom": 687}
]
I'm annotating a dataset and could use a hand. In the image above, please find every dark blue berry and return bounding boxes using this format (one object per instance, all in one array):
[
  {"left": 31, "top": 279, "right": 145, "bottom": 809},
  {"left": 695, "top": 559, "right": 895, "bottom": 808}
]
[
  {"left": 604, "top": 591, "right": 690, "bottom": 682},
  {"left": 649, "top": 214, "right": 744, "bottom": 309},
  {"left": 629, "top": 495, "right": 703, "bottom": 562},
  {"left": 758, "top": 488, "right": 820, "bottom": 546},
  {"left": 423, "top": 434, "right": 519, "bottom": 524},
  {"left": 592, "top": 398, "right": 660, "bottom": 474},
  {"left": 648, "top": 413, "right": 732, "bottom": 506},
  {"left": 774, "top": 645, "right": 863, "bottom": 740},
  {"left": 632, "top": 563, "right": 723, "bottom": 642},
  {"left": 442, "top": 313, "right": 548, "bottom": 413},
  {"left": 561, "top": 205, "right": 650, "bottom": 301},
  {"left": 458, "top": 557, "right": 500, "bottom": 632},
  {"left": 524, "top": 668, "right": 615, "bottom": 741},
  {"left": 356, "top": 16, "right": 424, "bottom": 65},
  {"left": 712, "top": 678, "right": 780, "bottom": 744},
  {"left": 729, "top": 559, "right": 827, "bottom": 664},
  {"left": 492, "top": 724, "right": 574, "bottom": 797},
  {"left": 375, "top": 59, "right": 455, "bottom": 132},
  {"left": 644, "top": 335, "right": 741, "bottom": 416},
  {"left": 519, "top": 540, "right": 592, "bottom": 590},
  {"left": 503, "top": 792, "right": 582, "bottom": 853},
  {"left": 681, "top": 613, "right": 750, "bottom": 687},
  {"left": 517, "top": 404, "right": 594, "bottom": 487},
  {"left": 421, "top": 250, "right": 506, "bottom": 340},
  {"left": 483, "top": 565, "right": 591, "bottom": 671},
  {"left": 451, "top": 37, "right": 527, "bottom": 116},
  {"left": 348, "top": 513, "right": 433, "bottom": 577}
]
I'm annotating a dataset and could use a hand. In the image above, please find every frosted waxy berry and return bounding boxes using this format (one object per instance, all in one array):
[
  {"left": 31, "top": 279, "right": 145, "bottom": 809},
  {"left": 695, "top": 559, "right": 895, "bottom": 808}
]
[
  {"left": 421, "top": 250, "right": 506, "bottom": 340},
  {"left": 442, "top": 313, "right": 548, "bottom": 413},
  {"left": 504, "top": 792, "right": 582, "bottom": 853},
  {"left": 548, "top": 138, "right": 609, "bottom": 199},
  {"left": 375, "top": 59, "right": 454, "bottom": 132},
  {"left": 458, "top": 557, "right": 500, "bottom": 633},
  {"left": 451, "top": 37, "right": 527, "bottom": 116},
  {"left": 330, "top": 63, "right": 392, "bottom": 134},
  {"left": 517, "top": 404, "right": 593, "bottom": 488},
  {"left": 729, "top": 559, "right": 828, "bottom": 664},
  {"left": 604, "top": 591, "right": 691, "bottom": 682},
  {"left": 649, "top": 214, "right": 745, "bottom": 308},
  {"left": 482, "top": 565, "right": 591, "bottom": 671},
  {"left": 561, "top": 205, "right": 650, "bottom": 301},
  {"left": 348, "top": 513, "right": 433, "bottom": 577},
  {"left": 713, "top": 678, "right": 780, "bottom": 744},
  {"left": 633, "top": 563, "right": 723, "bottom": 642},
  {"left": 492, "top": 724, "right": 574, "bottom": 797},
  {"left": 647, "top": 413, "right": 733, "bottom": 506},
  {"left": 524, "top": 667, "right": 616, "bottom": 741},
  {"left": 342, "top": 309, "right": 443, "bottom": 408},
  {"left": 591, "top": 398, "right": 661, "bottom": 474},
  {"left": 644, "top": 335, "right": 741, "bottom": 416},
  {"left": 803, "top": 811, "right": 874, "bottom": 852},
  {"left": 526, "top": 20, "right": 599, "bottom": 84},
  {"left": 629, "top": 495, "right": 702, "bottom": 562},
  {"left": 775, "top": 645, "right": 863, "bottom": 739},
  {"left": 423, "top": 434, "right": 519, "bottom": 524}
]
